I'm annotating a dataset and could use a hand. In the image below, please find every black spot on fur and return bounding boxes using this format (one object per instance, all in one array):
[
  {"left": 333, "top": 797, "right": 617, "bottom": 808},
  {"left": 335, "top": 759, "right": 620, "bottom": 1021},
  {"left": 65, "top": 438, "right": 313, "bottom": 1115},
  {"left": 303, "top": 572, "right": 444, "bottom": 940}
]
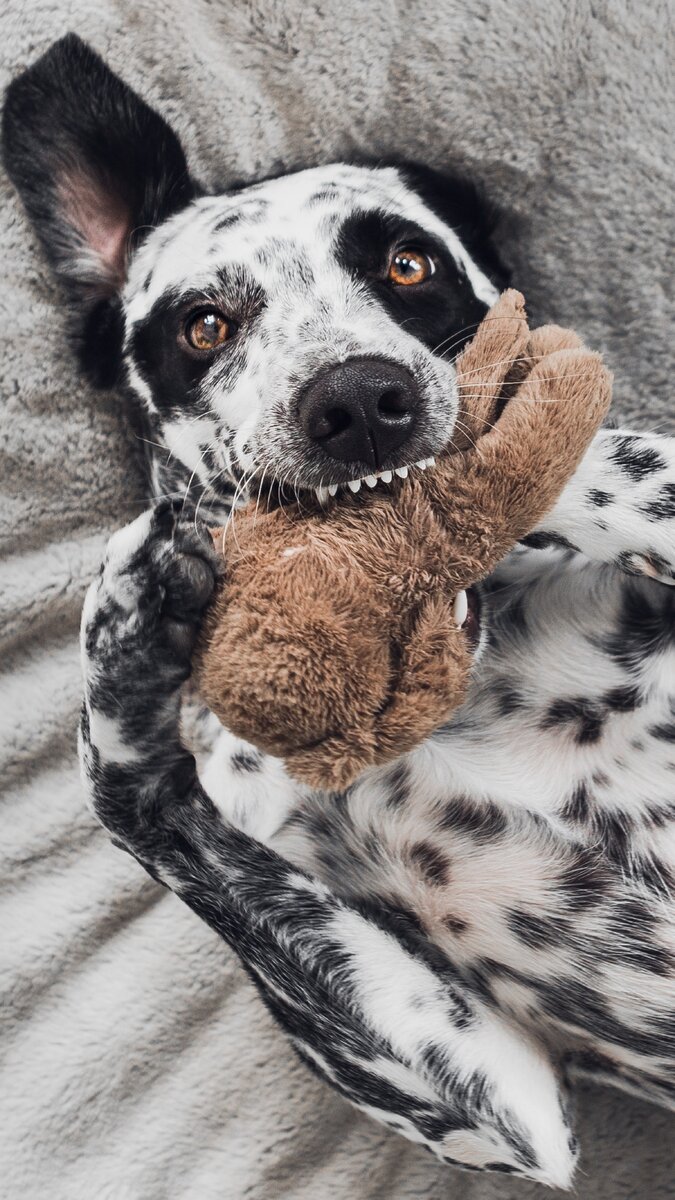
[
  {"left": 649, "top": 721, "right": 675, "bottom": 743},
  {"left": 212, "top": 212, "right": 242, "bottom": 233},
  {"left": 560, "top": 848, "right": 609, "bottom": 910},
  {"left": 640, "top": 482, "right": 675, "bottom": 520},
  {"left": 502, "top": 593, "right": 529, "bottom": 638},
  {"left": 603, "top": 684, "right": 641, "bottom": 712},
  {"left": 541, "top": 697, "right": 605, "bottom": 745},
  {"left": 587, "top": 488, "right": 613, "bottom": 507},
  {"left": 230, "top": 749, "right": 263, "bottom": 772},
  {"left": 609, "top": 436, "right": 666, "bottom": 481},
  {"left": 645, "top": 802, "right": 675, "bottom": 828},
  {"left": 439, "top": 796, "right": 508, "bottom": 842},
  {"left": 633, "top": 855, "right": 674, "bottom": 896},
  {"left": 607, "top": 898, "right": 673, "bottom": 972},
  {"left": 385, "top": 761, "right": 410, "bottom": 809},
  {"left": 591, "top": 808, "right": 634, "bottom": 870},
  {"left": 522, "top": 531, "right": 579, "bottom": 552},
  {"left": 538, "top": 976, "right": 673, "bottom": 1057},
  {"left": 408, "top": 841, "right": 450, "bottom": 886},
  {"left": 493, "top": 681, "right": 527, "bottom": 716},
  {"left": 508, "top": 909, "right": 564, "bottom": 950},
  {"left": 309, "top": 185, "right": 342, "bottom": 204},
  {"left": 592, "top": 771, "right": 610, "bottom": 788},
  {"left": 560, "top": 782, "right": 592, "bottom": 823},
  {"left": 443, "top": 915, "right": 469, "bottom": 935}
]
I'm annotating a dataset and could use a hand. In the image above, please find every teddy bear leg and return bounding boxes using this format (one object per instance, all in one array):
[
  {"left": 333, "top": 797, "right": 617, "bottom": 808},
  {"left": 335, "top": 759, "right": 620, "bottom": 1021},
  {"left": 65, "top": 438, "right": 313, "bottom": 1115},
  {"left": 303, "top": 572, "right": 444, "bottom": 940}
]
[{"left": 372, "top": 596, "right": 472, "bottom": 764}]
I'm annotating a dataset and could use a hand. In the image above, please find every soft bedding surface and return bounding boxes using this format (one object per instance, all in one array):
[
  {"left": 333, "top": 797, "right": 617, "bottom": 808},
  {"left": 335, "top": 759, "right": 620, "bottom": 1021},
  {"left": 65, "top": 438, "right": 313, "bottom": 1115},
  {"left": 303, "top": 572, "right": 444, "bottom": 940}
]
[{"left": 1, "top": 2, "right": 673, "bottom": 1197}]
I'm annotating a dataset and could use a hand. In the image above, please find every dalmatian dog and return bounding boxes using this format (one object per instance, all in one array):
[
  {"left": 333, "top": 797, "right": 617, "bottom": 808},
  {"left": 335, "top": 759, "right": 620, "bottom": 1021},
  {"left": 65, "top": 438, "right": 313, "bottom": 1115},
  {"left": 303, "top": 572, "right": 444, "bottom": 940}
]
[{"left": 4, "top": 35, "right": 674, "bottom": 1190}]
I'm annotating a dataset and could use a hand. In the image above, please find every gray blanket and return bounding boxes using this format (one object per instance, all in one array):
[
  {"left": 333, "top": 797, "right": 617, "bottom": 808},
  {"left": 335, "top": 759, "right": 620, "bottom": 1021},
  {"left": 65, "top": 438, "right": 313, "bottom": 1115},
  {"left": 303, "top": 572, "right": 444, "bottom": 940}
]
[{"left": 2, "top": 2, "right": 673, "bottom": 1197}]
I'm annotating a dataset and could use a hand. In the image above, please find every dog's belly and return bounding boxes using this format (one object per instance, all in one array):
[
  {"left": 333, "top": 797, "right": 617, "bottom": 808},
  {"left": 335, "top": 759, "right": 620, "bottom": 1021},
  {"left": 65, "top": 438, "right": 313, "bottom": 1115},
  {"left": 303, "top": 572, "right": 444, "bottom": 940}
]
[{"left": 201, "top": 549, "right": 675, "bottom": 1102}]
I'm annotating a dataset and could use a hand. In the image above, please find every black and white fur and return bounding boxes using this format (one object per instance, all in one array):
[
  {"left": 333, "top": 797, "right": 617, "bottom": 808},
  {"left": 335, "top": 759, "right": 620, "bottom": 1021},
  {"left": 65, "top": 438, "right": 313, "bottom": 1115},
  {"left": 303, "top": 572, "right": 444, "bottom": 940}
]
[{"left": 4, "top": 36, "right": 674, "bottom": 1190}]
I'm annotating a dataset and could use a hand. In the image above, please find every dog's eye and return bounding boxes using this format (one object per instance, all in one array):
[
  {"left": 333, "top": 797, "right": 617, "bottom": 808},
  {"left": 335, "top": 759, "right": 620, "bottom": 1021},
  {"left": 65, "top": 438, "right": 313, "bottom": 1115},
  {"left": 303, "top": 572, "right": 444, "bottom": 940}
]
[
  {"left": 388, "top": 247, "right": 435, "bottom": 286},
  {"left": 185, "top": 310, "right": 231, "bottom": 351}
]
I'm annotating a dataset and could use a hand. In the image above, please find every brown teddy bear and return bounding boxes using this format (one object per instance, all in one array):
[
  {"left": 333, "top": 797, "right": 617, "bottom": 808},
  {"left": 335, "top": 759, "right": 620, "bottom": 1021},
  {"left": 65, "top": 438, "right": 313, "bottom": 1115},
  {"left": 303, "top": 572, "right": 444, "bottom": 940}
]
[{"left": 193, "top": 291, "right": 611, "bottom": 789}]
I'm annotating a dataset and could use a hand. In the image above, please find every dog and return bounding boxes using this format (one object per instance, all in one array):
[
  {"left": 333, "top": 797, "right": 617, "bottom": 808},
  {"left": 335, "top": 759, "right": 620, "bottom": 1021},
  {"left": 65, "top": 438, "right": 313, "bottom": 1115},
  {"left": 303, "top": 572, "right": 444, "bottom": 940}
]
[{"left": 4, "top": 34, "right": 674, "bottom": 1190}]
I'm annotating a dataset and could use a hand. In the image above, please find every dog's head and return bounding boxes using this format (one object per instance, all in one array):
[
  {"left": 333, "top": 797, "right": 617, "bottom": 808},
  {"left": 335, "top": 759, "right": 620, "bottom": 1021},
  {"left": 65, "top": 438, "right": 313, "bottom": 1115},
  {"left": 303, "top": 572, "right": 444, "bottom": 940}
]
[{"left": 3, "top": 35, "right": 507, "bottom": 509}]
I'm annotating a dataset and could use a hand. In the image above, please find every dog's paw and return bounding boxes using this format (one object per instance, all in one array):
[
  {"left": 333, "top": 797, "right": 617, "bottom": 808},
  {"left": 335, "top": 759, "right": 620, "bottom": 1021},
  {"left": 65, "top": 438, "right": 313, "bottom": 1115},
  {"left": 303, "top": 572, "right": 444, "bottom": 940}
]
[{"left": 82, "top": 501, "right": 220, "bottom": 722}]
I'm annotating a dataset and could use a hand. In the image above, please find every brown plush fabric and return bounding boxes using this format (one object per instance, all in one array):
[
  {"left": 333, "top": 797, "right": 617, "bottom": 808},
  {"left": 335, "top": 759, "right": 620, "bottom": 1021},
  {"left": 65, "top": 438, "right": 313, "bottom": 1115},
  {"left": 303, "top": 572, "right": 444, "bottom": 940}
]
[{"left": 194, "top": 291, "right": 611, "bottom": 788}]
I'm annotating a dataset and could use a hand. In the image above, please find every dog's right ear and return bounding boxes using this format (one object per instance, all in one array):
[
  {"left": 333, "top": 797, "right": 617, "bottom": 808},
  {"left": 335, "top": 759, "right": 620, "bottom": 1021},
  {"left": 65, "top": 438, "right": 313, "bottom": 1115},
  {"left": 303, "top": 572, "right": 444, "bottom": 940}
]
[{"left": 2, "top": 35, "right": 198, "bottom": 385}]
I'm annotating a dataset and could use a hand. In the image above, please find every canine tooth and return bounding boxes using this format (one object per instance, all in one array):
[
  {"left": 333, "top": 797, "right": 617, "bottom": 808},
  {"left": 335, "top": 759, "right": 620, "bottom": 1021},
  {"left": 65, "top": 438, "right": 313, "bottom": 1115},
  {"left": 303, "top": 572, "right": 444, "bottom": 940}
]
[
  {"left": 364, "top": 475, "right": 377, "bottom": 488},
  {"left": 395, "top": 466, "right": 409, "bottom": 479},
  {"left": 379, "top": 470, "right": 393, "bottom": 483},
  {"left": 315, "top": 486, "right": 330, "bottom": 503},
  {"left": 453, "top": 590, "right": 469, "bottom": 627},
  {"left": 347, "top": 479, "right": 362, "bottom": 493},
  {"left": 328, "top": 484, "right": 338, "bottom": 497}
]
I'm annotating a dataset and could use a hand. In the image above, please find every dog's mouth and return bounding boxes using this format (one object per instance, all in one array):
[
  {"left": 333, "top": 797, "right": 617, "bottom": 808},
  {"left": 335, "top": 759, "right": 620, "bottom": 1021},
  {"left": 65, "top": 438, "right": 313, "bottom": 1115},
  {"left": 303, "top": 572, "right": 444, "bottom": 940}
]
[
  {"left": 253, "top": 454, "right": 437, "bottom": 509},
  {"left": 310, "top": 456, "right": 436, "bottom": 503}
]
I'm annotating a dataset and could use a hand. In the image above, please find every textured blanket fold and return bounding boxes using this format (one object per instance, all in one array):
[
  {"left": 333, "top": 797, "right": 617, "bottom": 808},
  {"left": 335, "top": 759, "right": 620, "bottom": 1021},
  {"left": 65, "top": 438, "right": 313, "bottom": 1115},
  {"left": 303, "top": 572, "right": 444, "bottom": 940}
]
[{"left": 2, "top": 2, "right": 673, "bottom": 1196}]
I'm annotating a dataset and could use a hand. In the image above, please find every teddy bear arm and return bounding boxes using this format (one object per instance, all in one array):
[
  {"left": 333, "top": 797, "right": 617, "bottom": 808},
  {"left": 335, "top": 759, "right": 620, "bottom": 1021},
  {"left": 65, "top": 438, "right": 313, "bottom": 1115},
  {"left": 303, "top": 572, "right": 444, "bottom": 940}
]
[{"left": 431, "top": 345, "right": 611, "bottom": 567}]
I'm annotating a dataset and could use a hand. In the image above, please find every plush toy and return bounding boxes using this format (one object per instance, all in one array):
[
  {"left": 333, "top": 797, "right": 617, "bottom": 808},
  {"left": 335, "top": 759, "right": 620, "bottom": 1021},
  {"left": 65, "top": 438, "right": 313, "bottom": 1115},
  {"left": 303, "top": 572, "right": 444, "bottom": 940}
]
[{"left": 193, "top": 291, "right": 611, "bottom": 789}]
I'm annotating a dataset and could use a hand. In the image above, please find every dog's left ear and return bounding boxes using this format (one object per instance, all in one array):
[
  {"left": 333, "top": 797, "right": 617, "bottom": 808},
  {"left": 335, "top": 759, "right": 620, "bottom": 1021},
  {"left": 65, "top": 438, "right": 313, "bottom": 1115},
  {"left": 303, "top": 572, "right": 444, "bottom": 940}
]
[{"left": 2, "top": 34, "right": 198, "bottom": 384}]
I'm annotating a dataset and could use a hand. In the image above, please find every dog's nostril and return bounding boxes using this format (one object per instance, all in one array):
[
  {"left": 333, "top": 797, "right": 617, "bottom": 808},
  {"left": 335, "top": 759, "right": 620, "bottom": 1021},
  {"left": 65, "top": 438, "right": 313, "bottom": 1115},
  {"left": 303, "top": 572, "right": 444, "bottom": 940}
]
[
  {"left": 316, "top": 405, "right": 352, "bottom": 440},
  {"left": 378, "top": 387, "right": 410, "bottom": 417},
  {"left": 298, "top": 357, "right": 421, "bottom": 466}
]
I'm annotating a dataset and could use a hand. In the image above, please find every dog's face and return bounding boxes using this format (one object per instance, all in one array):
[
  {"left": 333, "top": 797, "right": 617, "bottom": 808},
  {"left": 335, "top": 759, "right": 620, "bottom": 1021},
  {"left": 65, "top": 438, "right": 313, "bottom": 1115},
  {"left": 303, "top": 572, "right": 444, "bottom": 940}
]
[
  {"left": 3, "top": 36, "right": 503, "bottom": 507},
  {"left": 125, "top": 166, "right": 497, "bottom": 500}
]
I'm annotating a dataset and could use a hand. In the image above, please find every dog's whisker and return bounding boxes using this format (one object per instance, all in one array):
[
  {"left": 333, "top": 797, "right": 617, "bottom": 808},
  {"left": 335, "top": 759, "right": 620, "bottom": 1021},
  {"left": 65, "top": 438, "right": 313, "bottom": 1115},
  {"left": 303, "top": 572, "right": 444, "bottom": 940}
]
[{"left": 454, "top": 351, "right": 549, "bottom": 377}]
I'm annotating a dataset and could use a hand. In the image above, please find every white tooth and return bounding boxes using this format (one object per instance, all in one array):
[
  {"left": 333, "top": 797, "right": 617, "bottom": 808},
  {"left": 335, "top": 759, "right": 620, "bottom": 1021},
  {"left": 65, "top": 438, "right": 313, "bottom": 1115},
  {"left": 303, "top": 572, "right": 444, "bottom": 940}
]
[
  {"left": 315, "top": 486, "right": 330, "bottom": 503},
  {"left": 453, "top": 590, "right": 469, "bottom": 627},
  {"left": 364, "top": 475, "right": 377, "bottom": 488},
  {"left": 426, "top": 457, "right": 436, "bottom": 468},
  {"left": 395, "top": 466, "right": 409, "bottom": 479},
  {"left": 328, "top": 484, "right": 338, "bottom": 497},
  {"left": 379, "top": 470, "right": 393, "bottom": 483},
  {"left": 347, "top": 479, "right": 362, "bottom": 493},
  {"left": 416, "top": 459, "right": 427, "bottom": 470}
]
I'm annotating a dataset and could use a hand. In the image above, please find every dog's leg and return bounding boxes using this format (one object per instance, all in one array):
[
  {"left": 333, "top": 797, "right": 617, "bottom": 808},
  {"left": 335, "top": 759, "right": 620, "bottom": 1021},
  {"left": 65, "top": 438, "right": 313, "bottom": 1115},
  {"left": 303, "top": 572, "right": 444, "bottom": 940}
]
[
  {"left": 79, "top": 502, "right": 577, "bottom": 1188},
  {"left": 528, "top": 429, "right": 675, "bottom": 584}
]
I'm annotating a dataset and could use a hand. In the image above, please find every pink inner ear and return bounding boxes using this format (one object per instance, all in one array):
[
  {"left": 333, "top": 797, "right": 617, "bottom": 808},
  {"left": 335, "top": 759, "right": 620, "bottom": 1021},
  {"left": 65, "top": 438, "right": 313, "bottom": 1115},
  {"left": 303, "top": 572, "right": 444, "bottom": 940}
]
[{"left": 58, "top": 170, "right": 131, "bottom": 290}]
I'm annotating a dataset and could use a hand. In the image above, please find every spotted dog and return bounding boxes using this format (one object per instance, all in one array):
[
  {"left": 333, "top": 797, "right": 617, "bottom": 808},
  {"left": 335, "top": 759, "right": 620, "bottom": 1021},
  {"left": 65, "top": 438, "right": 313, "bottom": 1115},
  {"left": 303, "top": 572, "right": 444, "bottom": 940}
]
[{"left": 4, "top": 35, "right": 674, "bottom": 1190}]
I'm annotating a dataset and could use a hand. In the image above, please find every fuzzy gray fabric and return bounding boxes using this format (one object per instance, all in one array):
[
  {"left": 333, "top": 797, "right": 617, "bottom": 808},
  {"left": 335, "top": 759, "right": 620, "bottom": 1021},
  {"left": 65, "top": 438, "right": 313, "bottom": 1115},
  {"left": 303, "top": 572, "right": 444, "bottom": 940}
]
[{"left": 1, "top": 3, "right": 673, "bottom": 1197}]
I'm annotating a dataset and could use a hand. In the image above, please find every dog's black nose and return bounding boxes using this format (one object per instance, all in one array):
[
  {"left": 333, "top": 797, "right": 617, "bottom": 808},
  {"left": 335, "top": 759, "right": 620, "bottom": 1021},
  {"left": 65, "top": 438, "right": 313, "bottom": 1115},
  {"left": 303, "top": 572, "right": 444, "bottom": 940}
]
[{"left": 298, "top": 358, "right": 421, "bottom": 467}]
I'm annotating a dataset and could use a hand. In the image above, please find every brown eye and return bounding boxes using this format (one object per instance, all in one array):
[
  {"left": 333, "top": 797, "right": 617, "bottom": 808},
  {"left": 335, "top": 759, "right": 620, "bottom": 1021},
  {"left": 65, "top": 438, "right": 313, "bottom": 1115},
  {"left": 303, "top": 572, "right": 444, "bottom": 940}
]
[
  {"left": 185, "top": 310, "right": 231, "bottom": 351},
  {"left": 388, "top": 247, "right": 435, "bottom": 286}
]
